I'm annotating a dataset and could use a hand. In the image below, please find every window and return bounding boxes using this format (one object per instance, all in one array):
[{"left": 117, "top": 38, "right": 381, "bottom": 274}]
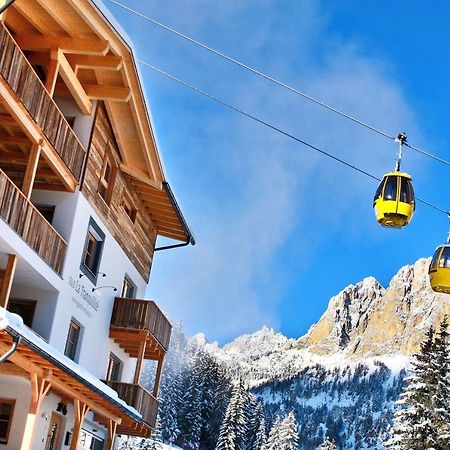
[
  {"left": 64, "top": 320, "right": 81, "bottom": 361},
  {"left": 122, "top": 192, "right": 137, "bottom": 223},
  {"left": 106, "top": 353, "right": 122, "bottom": 382},
  {"left": 439, "top": 247, "right": 450, "bottom": 269},
  {"left": 0, "top": 399, "right": 15, "bottom": 444},
  {"left": 383, "top": 176, "right": 398, "bottom": 201},
  {"left": 121, "top": 276, "right": 135, "bottom": 298},
  {"left": 430, "top": 248, "right": 440, "bottom": 271},
  {"left": 80, "top": 218, "right": 105, "bottom": 284},
  {"left": 98, "top": 154, "right": 115, "bottom": 204},
  {"left": 7, "top": 299, "right": 36, "bottom": 328}
]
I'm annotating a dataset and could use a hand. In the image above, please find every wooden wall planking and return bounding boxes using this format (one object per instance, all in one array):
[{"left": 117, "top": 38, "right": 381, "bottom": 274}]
[{"left": 82, "top": 103, "right": 157, "bottom": 282}]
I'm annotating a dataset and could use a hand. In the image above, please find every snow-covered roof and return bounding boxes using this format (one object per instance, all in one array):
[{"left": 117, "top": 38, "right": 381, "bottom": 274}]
[{"left": 0, "top": 307, "right": 142, "bottom": 422}]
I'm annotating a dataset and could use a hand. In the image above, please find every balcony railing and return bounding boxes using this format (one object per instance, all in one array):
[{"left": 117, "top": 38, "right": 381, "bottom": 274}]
[
  {"left": 111, "top": 297, "right": 172, "bottom": 351},
  {"left": 0, "top": 169, "right": 67, "bottom": 274},
  {"left": 102, "top": 381, "right": 158, "bottom": 428},
  {"left": 0, "top": 22, "right": 85, "bottom": 180}
]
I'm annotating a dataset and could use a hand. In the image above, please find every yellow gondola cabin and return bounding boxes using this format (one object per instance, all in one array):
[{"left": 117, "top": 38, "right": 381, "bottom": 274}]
[
  {"left": 373, "top": 172, "right": 415, "bottom": 228},
  {"left": 429, "top": 244, "right": 450, "bottom": 294}
]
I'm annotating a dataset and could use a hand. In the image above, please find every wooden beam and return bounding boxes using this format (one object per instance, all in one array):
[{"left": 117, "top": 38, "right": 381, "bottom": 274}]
[
  {"left": 0, "top": 136, "right": 30, "bottom": 145},
  {"left": 45, "top": 49, "right": 60, "bottom": 97},
  {"left": 70, "top": 399, "right": 90, "bottom": 450},
  {"left": 15, "top": 35, "right": 109, "bottom": 55},
  {"left": 22, "top": 144, "right": 41, "bottom": 198},
  {"left": 12, "top": 1, "right": 56, "bottom": 35},
  {"left": 133, "top": 340, "right": 147, "bottom": 385},
  {"left": 57, "top": 49, "right": 92, "bottom": 115},
  {"left": 0, "top": 341, "right": 122, "bottom": 424},
  {"left": 67, "top": 54, "right": 122, "bottom": 71},
  {"left": 32, "top": 0, "right": 76, "bottom": 36},
  {"left": 0, "top": 254, "right": 17, "bottom": 308},
  {"left": 0, "top": 77, "right": 77, "bottom": 191},
  {"left": 120, "top": 164, "right": 161, "bottom": 189},
  {"left": 20, "top": 371, "right": 52, "bottom": 450},
  {"left": 153, "top": 356, "right": 164, "bottom": 399},
  {"left": 83, "top": 84, "right": 131, "bottom": 102},
  {"left": 105, "top": 419, "right": 118, "bottom": 450}
]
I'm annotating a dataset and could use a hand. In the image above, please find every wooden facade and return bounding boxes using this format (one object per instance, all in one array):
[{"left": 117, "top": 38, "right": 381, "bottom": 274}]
[
  {"left": 110, "top": 296, "right": 172, "bottom": 355},
  {"left": 0, "top": 169, "right": 67, "bottom": 274},
  {"left": 82, "top": 103, "right": 157, "bottom": 281},
  {"left": 0, "top": 22, "right": 85, "bottom": 184},
  {"left": 101, "top": 381, "right": 158, "bottom": 431}
]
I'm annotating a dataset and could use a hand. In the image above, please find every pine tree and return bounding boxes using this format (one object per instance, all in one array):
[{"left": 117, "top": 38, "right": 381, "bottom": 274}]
[
  {"left": 318, "top": 437, "right": 338, "bottom": 449},
  {"left": 432, "top": 315, "right": 450, "bottom": 449},
  {"left": 386, "top": 322, "right": 450, "bottom": 450},
  {"left": 278, "top": 412, "right": 300, "bottom": 450},
  {"left": 249, "top": 402, "right": 266, "bottom": 450},
  {"left": 215, "top": 380, "right": 248, "bottom": 450},
  {"left": 266, "top": 417, "right": 282, "bottom": 450}
]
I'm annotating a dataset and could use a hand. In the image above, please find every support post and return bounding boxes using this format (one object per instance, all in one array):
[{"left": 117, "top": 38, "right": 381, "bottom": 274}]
[
  {"left": 0, "top": 254, "right": 17, "bottom": 308},
  {"left": 133, "top": 339, "right": 147, "bottom": 385},
  {"left": 45, "top": 49, "right": 60, "bottom": 97},
  {"left": 70, "top": 399, "right": 90, "bottom": 450},
  {"left": 20, "top": 371, "right": 52, "bottom": 450},
  {"left": 22, "top": 144, "right": 41, "bottom": 199},
  {"left": 104, "top": 419, "right": 117, "bottom": 450},
  {"left": 153, "top": 355, "right": 165, "bottom": 398}
]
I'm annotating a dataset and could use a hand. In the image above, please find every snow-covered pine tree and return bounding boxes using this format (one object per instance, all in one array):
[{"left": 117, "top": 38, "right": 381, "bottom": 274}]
[
  {"left": 278, "top": 412, "right": 300, "bottom": 450},
  {"left": 318, "top": 436, "right": 338, "bottom": 449},
  {"left": 179, "top": 350, "right": 205, "bottom": 449},
  {"left": 205, "top": 358, "right": 233, "bottom": 449},
  {"left": 266, "top": 417, "right": 282, "bottom": 450},
  {"left": 432, "top": 315, "right": 450, "bottom": 449},
  {"left": 215, "top": 379, "right": 248, "bottom": 450},
  {"left": 247, "top": 402, "right": 266, "bottom": 450},
  {"left": 387, "top": 326, "right": 441, "bottom": 449}
]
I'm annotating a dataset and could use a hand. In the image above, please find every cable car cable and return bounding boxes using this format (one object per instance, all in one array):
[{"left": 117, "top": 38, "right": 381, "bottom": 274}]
[
  {"left": 110, "top": 0, "right": 450, "bottom": 168},
  {"left": 139, "top": 60, "right": 449, "bottom": 218}
]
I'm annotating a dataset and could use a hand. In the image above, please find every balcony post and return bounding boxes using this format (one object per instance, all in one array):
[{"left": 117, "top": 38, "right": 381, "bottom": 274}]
[
  {"left": 70, "top": 399, "right": 90, "bottom": 450},
  {"left": 45, "top": 49, "right": 60, "bottom": 97},
  {"left": 20, "top": 372, "right": 52, "bottom": 450},
  {"left": 22, "top": 144, "right": 41, "bottom": 199},
  {"left": 0, "top": 254, "right": 17, "bottom": 308},
  {"left": 104, "top": 419, "right": 117, "bottom": 450},
  {"left": 133, "top": 339, "right": 147, "bottom": 385},
  {"left": 153, "top": 355, "right": 165, "bottom": 398}
]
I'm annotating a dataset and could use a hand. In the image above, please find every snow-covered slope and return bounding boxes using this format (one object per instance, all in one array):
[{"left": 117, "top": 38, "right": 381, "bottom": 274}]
[{"left": 200, "top": 258, "right": 449, "bottom": 387}]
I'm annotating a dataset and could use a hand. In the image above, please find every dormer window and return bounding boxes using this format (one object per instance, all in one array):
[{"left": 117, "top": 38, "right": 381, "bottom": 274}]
[
  {"left": 122, "top": 192, "right": 137, "bottom": 223},
  {"left": 98, "top": 151, "right": 116, "bottom": 205}
]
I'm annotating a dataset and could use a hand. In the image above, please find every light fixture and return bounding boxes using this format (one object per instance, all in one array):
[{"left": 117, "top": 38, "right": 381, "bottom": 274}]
[
  {"left": 79, "top": 272, "right": 107, "bottom": 279},
  {"left": 92, "top": 286, "right": 118, "bottom": 293},
  {"left": 56, "top": 402, "right": 68, "bottom": 416}
]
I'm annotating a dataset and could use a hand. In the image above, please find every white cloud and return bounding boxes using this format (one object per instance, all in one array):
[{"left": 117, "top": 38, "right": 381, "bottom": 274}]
[{"left": 113, "top": 0, "right": 425, "bottom": 343}]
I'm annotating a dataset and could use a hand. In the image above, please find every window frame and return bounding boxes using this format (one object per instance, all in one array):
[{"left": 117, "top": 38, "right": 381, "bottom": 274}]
[
  {"left": 97, "top": 143, "right": 117, "bottom": 206},
  {"left": 122, "top": 191, "right": 137, "bottom": 224},
  {"left": 64, "top": 319, "right": 81, "bottom": 361},
  {"left": 0, "top": 398, "right": 15, "bottom": 444},
  {"left": 80, "top": 217, "right": 106, "bottom": 285},
  {"left": 121, "top": 276, "right": 136, "bottom": 299},
  {"left": 105, "top": 353, "right": 122, "bottom": 382}
]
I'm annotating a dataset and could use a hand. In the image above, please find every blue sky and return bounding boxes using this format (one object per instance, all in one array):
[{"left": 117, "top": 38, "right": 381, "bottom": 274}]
[{"left": 106, "top": 0, "right": 450, "bottom": 345}]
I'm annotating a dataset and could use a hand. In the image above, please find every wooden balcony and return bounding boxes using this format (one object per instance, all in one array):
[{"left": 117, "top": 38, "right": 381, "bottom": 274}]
[
  {"left": 0, "top": 22, "right": 85, "bottom": 181},
  {"left": 0, "top": 169, "right": 67, "bottom": 274},
  {"left": 110, "top": 297, "right": 172, "bottom": 359},
  {"left": 102, "top": 380, "right": 158, "bottom": 430}
]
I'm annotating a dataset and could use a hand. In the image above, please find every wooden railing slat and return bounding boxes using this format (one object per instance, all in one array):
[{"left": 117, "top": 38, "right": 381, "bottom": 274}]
[
  {"left": 0, "top": 22, "right": 86, "bottom": 180},
  {"left": 110, "top": 297, "right": 172, "bottom": 351},
  {"left": 0, "top": 170, "right": 67, "bottom": 274}
]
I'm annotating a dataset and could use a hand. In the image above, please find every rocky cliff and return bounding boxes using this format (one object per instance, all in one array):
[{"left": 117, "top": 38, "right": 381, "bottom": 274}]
[{"left": 300, "top": 258, "right": 450, "bottom": 358}]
